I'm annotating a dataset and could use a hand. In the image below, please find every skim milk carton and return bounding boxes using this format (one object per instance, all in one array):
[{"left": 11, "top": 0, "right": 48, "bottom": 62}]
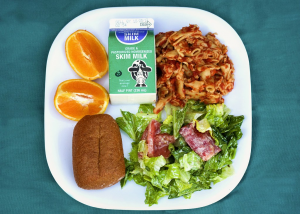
[{"left": 108, "top": 18, "right": 156, "bottom": 104}]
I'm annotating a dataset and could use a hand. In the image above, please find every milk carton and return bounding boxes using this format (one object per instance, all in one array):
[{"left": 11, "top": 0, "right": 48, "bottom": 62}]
[{"left": 108, "top": 18, "right": 156, "bottom": 104}]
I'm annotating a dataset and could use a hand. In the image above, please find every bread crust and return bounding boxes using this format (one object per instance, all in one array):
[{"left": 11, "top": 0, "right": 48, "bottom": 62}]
[{"left": 72, "top": 114, "right": 125, "bottom": 189}]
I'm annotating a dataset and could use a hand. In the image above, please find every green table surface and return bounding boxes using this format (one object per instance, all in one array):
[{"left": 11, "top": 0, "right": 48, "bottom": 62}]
[{"left": 1, "top": 0, "right": 299, "bottom": 213}]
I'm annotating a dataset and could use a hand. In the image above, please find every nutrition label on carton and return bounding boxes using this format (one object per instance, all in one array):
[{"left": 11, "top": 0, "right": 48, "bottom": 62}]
[{"left": 108, "top": 18, "right": 156, "bottom": 104}]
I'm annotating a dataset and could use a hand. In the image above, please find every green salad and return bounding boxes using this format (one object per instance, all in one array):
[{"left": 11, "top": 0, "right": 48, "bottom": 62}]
[{"left": 116, "top": 100, "right": 244, "bottom": 206}]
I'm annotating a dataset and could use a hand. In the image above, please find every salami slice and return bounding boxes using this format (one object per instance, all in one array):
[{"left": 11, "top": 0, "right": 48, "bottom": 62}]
[
  {"left": 179, "top": 123, "right": 221, "bottom": 161},
  {"left": 153, "top": 134, "right": 176, "bottom": 158},
  {"left": 141, "top": 119, "right": 175, "bottom": 158},
  {"left": 142, "top": 119, "right": 161, "bottom": 157}
]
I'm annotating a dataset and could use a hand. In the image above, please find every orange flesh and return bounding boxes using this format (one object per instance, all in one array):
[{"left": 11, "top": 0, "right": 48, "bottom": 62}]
[
  {"left": 60, "top": 80, "right": 106, "bottom": 99},
  {"left": 66, "top": 30, "right": 108, "bottom": 80},
  {"left": 54, "top": 80, "right": 109, "bottom": 120}
]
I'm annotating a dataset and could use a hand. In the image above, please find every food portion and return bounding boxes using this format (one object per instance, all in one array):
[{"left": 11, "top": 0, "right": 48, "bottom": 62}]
[
  {"left": 117, "top": 102, "right": 244, "bottom": 206},
  {"left": 54, "top": 79, "right": 109, "bottom": 121},
  {"left": 154, "top": 24, "right": 235, "bottom": 113},
  {"left": 65, "top": 30, "right": 108, "bottom": 80},
  {"left": 72, "top": 114, "right": 125, "bottom": 189}
]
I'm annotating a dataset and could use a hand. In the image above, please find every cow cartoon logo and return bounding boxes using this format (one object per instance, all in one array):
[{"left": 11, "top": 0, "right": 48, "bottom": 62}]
[{"left": 128, "top": 60, "right": 152, "bottom": 87}]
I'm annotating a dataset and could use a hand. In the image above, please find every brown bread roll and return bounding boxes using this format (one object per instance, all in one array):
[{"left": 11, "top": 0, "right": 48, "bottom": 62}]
[{"left": 72, "top": 114, "right": 125, "bottom": 189}]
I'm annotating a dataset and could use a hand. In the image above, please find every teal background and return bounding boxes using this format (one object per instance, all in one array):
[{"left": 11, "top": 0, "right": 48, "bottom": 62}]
[{"left": 1, "top": 0, "right": 299, "bottom": 213}]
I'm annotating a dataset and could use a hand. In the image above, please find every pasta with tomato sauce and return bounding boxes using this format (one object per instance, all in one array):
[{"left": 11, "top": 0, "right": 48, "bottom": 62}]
[{"left": 154, "top": 24, "right": 235, "bottom": 114}]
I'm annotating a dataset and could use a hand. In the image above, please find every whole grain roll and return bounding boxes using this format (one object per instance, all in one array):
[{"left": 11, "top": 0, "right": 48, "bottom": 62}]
[{"left": 72, "top": 114, "right": 125, "bottom": 189}]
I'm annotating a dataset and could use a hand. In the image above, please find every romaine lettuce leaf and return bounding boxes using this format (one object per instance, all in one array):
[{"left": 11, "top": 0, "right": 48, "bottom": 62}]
[
  {"left": 173, "top": 106, "right": 187, "bottom": 139},
  {"left": 205, "top": 103, "right": 231, "bottom": 127},
  {"left": 184, "top": 100, "right": 206, "bottom": 123},
  {"left": 120, "top": 158, "right": 135, "bottom": 188},
  {"left": 132, "top": 173, "right": 148, "bottom": 186},
  {"left": 187, "top": 100, "right": 206, "bottom": 112},
  {"left": 142, "top": 156, "right": 167, "bottom": 178},
  {"left": 160, "top": 115, "right": 173, "bottom": 134},
  {"left": 171, "top": 136, "right": 192, "bottom": 161},
  {"left": 175, "top": 179, "right": 193, "bottom": 196},
  {"left": 163, "top": 115, "right": 173, "bottom": 125},
  {"left": 164, "top": 102, "right": 186, "bottom": 139},
  {"left": 116, "top": 110, "right": 136, "bottom": 141},
  {"left": 129, "top": 142, "right": 139, "bottom": 162},
  {"left": 138, "top": 104, "right": 155, "bottom": 114},
  {"left": 168, "top": 178, "right": 195, "bottom": 199},
  {"left": 163, "top": 163, "right": 190, "bottom": 185},
  {"left": 164, "top": 103, "right": 179, "bottom": 116},
  {"left": 145, "top": 182, "right": 168, "bottom": 206},
  {"left": 212, "top": 165, "right": 235, "bottom": 184},
  {"left": 194, "top": 118, "right": 212, "bottom": 134},
  {"left": 219, "top": 115, "right": 244, "bottom": 141},
  {"left": 150, "top": 170, "right": 168, "bottom": 190},
  {"left": 138, "top": 140, "right": 148, "bottom": 159},
  {"left": 179, "top": 151, "right": 203, "bottom": 172},
  {"left": 184, "top": 112, "right": 203, "bottom": 124}
]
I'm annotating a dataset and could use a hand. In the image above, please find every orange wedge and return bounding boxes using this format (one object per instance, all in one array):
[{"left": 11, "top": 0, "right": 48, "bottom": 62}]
[
  {"left": 54, "top": 79, "right": 109, "bottom": 121},
  {"left": 65, "top": 30, "right": 108, "bottom": 80}
]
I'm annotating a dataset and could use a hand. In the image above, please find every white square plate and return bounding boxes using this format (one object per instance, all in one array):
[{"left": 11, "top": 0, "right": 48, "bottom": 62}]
[{"left": 44, "top": 6, "right": 252, "bottom": 210}]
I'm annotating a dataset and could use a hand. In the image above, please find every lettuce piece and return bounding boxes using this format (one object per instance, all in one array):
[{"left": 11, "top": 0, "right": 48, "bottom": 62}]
[
  {"left": 143, "top": 156, "right": 166, "bottom": 177},
  {"left": 138, "top": 140, "right": 148, "bottom": 159},
  {"left": 187, "top": 100, "right": 206, "bottom": 112},
  {"left": 173, "top": 106, "right": 187, "bottom": 139},
  {"left": 164, "top": 103, "right": 184, "bottom": 138},
  {"left": 189, "top": 170, "right": 213, "bottom": 190},
  {"left": 219, "top": 115, "right": 244, "bottom": 140},
  {"left": 184, "top": 100, "right": 206, "bottom": 123},
  {"left": 171, "top": 136, "right": 192, "bottom": 161},
  {"left": 138, "top": 153, "right": 167, "bottom": 179},
  {"left": 116, "top": 110, "right": 136, "bottom": 141},
  {"left": 160, "top": 124, "right": 173, "bottom": 135},
  {"left": 179, "top": 151, "right": 203, "bottom": 172},
  {"left": 212, "top": 165, "right": 235, "bottom": 184},
  {"left": 163, "top": 115, "right": 173, "bottom": 125},
  {"left": 205, "top": 115, "right": 243, "bottom": 172},
  {"left": 120, "top": 158, "right": 136, "bottom": 188},
  {"left": 164, "top": 103, "right": 179, "bottom": 116},
  {"left": 184, "top": 112, "right": 203, "bottom": 124},
  {"left": 129, "top": 142, "right": 139, "bottom": 162},
  {"left": 145, "top": 182, "right": 168, "bottom": 206},
  {"left": 163, "top": 163, "right": 190, "bottom": 185},
  {"left": 160, "top": 115, "right": 173, "bottom": 134},
  {"left": 174, "top": 135, "right": 188, "bottom": 147},
  {"left": 194, "top": 118, "right": 212, "bottom": 133},
  {"left": 168, "top": 179, "right": 194, "bottom": 199},
  {"left": 211, "top": 125, "right": 228, "bottom": 147},
  {"left": 138, "top": 104, "right": 155, "bottom": 114},
  {"left": 151, "top": 170, "right": 168, "bottom": 190},
  {"left": 132, "top": 173, "right": 148, "bottom": 186},
  {"left": 205, "top": 103, "right": 231, "bottom": 127},
  {"left": 135, "top": 113, "right": 161, "bottom": 141},
  {"left": 175, "top": 179, "right": 193, "bottom": 196},
  {"left": 168, "top": 180, "right": 180, "bottom": 199}
]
